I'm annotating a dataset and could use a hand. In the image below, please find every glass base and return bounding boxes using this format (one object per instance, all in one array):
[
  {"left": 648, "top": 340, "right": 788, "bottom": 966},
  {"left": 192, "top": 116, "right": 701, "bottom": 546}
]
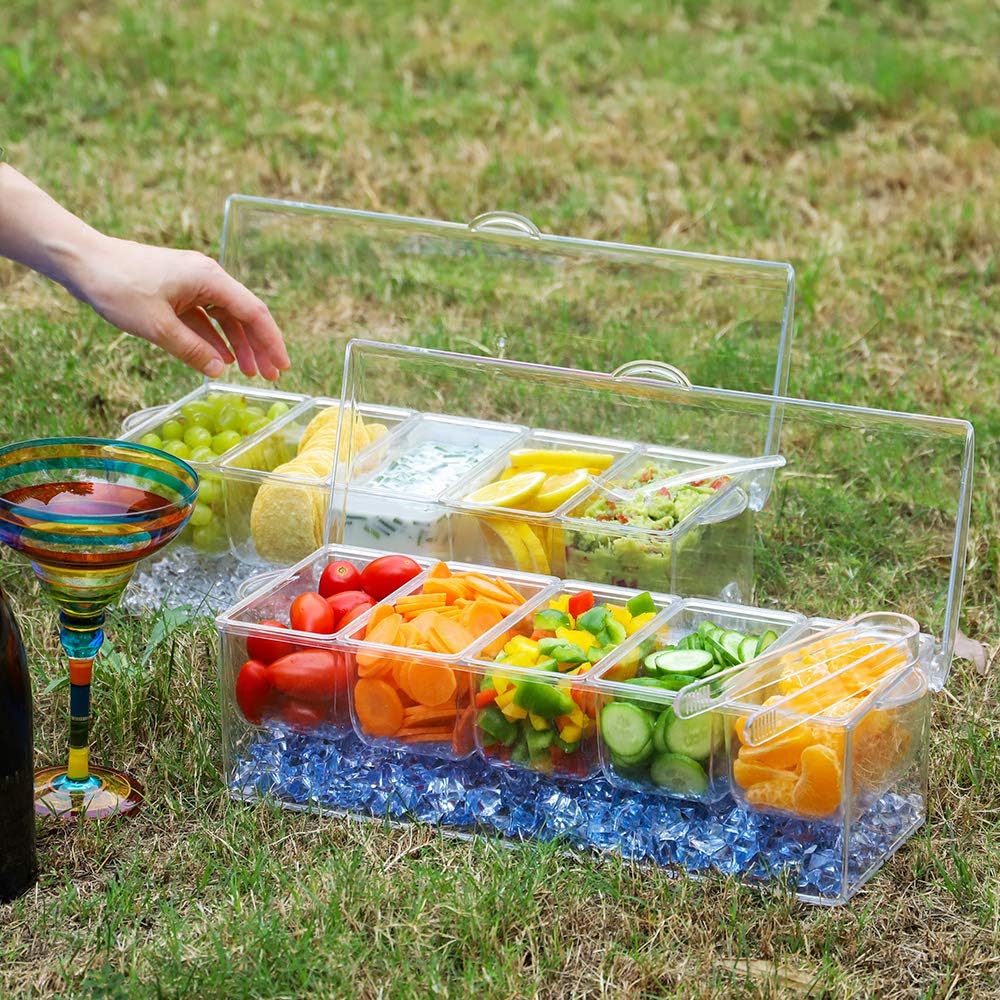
[{"left": 34, "top": 765, "right": 144, "bottom": 820}]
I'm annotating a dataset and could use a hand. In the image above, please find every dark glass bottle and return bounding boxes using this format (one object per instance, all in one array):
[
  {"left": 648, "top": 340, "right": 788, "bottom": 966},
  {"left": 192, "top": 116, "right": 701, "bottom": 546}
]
[{"left": 0, "top": 584, "right": 36, "bottom": 902}]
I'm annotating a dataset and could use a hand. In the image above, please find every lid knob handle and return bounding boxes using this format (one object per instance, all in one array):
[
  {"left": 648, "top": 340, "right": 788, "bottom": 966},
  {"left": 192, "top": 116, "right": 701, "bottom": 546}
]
[
  {"left": 611, "top": 359, "right": 693, "bottom": 388},
  {"left": 468, "top": 211, "right": 542, "bottom": 240}
]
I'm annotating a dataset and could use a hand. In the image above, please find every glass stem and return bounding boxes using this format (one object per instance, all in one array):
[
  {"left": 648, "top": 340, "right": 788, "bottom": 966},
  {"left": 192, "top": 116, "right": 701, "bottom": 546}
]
[{"left": 59, "top": 610, "right": 105, "bottom": 787}]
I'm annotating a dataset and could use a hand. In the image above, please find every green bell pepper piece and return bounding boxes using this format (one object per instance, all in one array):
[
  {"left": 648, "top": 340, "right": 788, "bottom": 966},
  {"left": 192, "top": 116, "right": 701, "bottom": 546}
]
[
  {"left": 534, "top": 608, "right": 573, "bottom": 631},
  {"left": 626, "top": 591, "right": 657, "bottom": 616},
  {"left": 513, "top": 680, "right": 576, "bottom": 718},
  {"left": 576, "top": 606, "right": 610, "bottom": 634}
]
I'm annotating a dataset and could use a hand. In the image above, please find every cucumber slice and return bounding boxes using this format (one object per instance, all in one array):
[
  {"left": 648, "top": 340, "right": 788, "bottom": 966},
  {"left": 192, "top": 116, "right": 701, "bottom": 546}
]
[
  {"left": 720, "top": 631, "right": 745, "bottom": 660},
  {"left": 757, "top": 629, "right": 779, "bottom": 655},
  {"left": 704, "top": 633, "right": 736, "bottom": 667},
  {"left": 697, "top": 621, "right": 717, "bottom": 638},
  {"left": 600, "top": 701, "right": 654, "bottom": 758},
  {"left": 665, "top": 711, "right": 724, "bottom": 760},
  {"left": 652, "top": 708, "right": 673, "bottom": 754},
  {"left": 652, "top": 649, "right": 714, "bottom": 675},
  {"left": 610, "top": 739, "right": 654, "bottom": 767},
  {"left": 739, "top": 636, "right": 759, "bottom": 662},
  {"left": 650, "top": 752, "right": 709, "bottom": 794}
]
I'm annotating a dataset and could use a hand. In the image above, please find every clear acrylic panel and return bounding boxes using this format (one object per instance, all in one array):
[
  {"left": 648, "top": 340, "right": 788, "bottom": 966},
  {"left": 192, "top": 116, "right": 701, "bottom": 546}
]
[
  {"left": 218, "top": 195, "right": 796, "bottom": 396},
  {"left": 332, "top": 340, "right": 973, "bottom": 690}
]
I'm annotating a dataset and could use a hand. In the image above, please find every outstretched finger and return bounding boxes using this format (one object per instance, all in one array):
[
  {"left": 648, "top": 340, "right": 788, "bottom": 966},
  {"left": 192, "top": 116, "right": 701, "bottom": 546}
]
[
  {"left": 151, "top": 308, "right": 229, "bottom": 378},
  {"left": 179, "top": 306, "right": 236, "bottom": 368},
  {"left": 199, "top": 265, "right": 290, "bottom": 373},
  {"left": 208, "top": 307, "right": 261, "bottom": 379}
]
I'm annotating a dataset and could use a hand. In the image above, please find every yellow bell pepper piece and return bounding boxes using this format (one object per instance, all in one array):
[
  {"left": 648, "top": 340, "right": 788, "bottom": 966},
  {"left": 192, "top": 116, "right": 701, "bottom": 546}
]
[
  {"left": 502, "top": 702, "right": 529, "bottom": 721},
  {"left": 568, "top": 706, "right": 585, "bottom": 727},
  {"left": 608, "top": 605, "right": 632, "bottom": 627},
  {"left": 559, "top": 724, "right": 582, "bottom": 743},
  {"left": 549, "top": 595, "right": 571, "bottom": 614},
  {"left": 492, "top": 675, "right": 512, "bottom": 695},
  {"left": 504, "top": 635, "right": 539, "bottom": 658},
  {"left": 528, "top": 713, "right": 549, "bottom": 732},
  {"left": 555, "top": 627, "right": 597, "bottom": 651},
  {"left": 496, "top": 688, "right": 517, "bottom": 709},
  {"left": 626, "top": 611, "right": 656, "bottom": 635},
  {"left": 504, "top": 653, "right": 539, "bottom": 668}
]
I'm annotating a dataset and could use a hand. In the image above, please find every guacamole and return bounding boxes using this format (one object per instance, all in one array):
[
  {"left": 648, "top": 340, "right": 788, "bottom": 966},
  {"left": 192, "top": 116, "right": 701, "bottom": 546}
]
[{"left": 564, "top": 464, "right": 732, "bottom": 592}]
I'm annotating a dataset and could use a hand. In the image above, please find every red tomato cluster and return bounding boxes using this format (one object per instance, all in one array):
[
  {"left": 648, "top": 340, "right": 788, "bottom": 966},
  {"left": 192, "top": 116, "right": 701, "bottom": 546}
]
[{"left": 234, "top": 554, "right": 423, "bottom": 729}]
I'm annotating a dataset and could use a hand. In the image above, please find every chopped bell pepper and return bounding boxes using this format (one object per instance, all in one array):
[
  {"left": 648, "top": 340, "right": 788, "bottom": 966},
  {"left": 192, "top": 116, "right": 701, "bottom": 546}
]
[
  {"left": 475, "top": 687, "right": 499, "bottom": 709},
  {"left": 627, "top": 611, "right": 657, "bottom": 635},
  {"left": 608, "top": 605, "right": 632, "bottom": 627},
  {"left": 528, "top": 712, "right": 549, "bottom": 731},
  {"left": 626, "top": 591, "right": 657, "bottom": 617},
  {"left": 513, "top": 680, "right": 576, "bottom": 718},
  {"left": 534, "top": 608, "right": 573, "bottom": 631},
  {"left": 556, "top": 627, "right": 598, "bottom": 652},
  {"left": 568, "top": 591, "right": 594, "bottom": 619}
]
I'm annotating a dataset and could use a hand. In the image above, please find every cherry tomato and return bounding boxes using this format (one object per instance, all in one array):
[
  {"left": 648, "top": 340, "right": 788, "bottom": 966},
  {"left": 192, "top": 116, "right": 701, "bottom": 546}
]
[
  {"left": 568, "top": 590, "right": 594, "bottom": 619},
  {"left": 289, "top": 591, "right": 336, "bottom": 634},
  {"left": 269, "top": 649, "right": 339, "bottom": 701},
  {"left": 280, "top": 700, "right": 328, "bottom": 732},
  {"left": 325, "top": 590, "right": 373, "bottom": 627},
  {"left": 336, "top": 599, "right": 375, "bottom": 633},
  {"left": 360, "top": 554, "right": 422, "bottom": 601},
  {"left": 235, "top": 659, "right": 273, "bottom": 725},
  {"left": 246, "top": 619, "right": 295, "bottom": 664},
  {"left": 319, "top": 560, "right": 363, "bottom": 598}
]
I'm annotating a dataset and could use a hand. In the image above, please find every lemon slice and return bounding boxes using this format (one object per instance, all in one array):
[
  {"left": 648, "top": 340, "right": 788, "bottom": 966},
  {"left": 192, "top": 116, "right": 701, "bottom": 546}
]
[
  {"left": 508, "top": 449, "right": 615, "bottom": 471},
  {"left": 529, "top": 469, "right": 591, "bottom": 512},
  {"left": 518, "top": 524, "right": 550, "bottom": 574},
  {"left": 483, "top": 518, "right": 533, "bottom": 572},
  {"left": 465, "top": 471, "right": 545, "bottom": 509}
]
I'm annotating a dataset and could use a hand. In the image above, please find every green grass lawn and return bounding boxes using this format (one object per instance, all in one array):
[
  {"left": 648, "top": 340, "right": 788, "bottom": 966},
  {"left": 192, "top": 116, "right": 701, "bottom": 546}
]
[{"left": 1, "top": 0, "right": 999, "bottom": 996}]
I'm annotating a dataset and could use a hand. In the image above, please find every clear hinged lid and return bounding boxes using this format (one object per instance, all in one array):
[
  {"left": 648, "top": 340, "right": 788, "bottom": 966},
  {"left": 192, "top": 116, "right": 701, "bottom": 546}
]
[
  {"left": 218, "top": 195, "right": 796, "bottom": 396},
  {"left": 331, "top": 340, "right": 974, "bottom": 691}
]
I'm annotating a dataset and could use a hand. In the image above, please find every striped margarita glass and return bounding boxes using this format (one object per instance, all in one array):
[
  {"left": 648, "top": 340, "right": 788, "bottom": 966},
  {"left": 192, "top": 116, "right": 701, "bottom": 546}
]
[{"left": 0, "top": 438, "right": 197, "bottom": 819}]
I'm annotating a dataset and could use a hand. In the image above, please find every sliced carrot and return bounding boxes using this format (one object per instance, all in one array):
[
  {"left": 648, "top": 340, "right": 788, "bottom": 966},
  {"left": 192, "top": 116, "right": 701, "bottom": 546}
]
[
  {"left": 391, "top": 658, "right": 409, "bottom": 691},
  {"left": 464, "top": 599, "right": 504, "bottom": 637},
  {"left": 427, "top": 561, "right": 452, "bottom": 579},
  {"left": 481, "top": 629, "right": 515, "bottom": 660},
  {"left": 464, "top": 573, "right": 524, "bottom": 605},
  {"left": 361, "top": 612, "right": 402, "bottom": 651},
  {"left": 428, "top": 618, "right": 475, "bottom": 655},
  {"left": 423, "top": 578, "right": 468, "bottom": 604},
  {"left": 365, "top": 602, "right": 397, "bottom": 636},
  {"left": 354, "top": 678, "right": 405, "bottom": 736},
  {"left": 403, "top": 704, "right": 458, "bottom": 726},
  {"left": 396, "top": 593, "right": 447, "bottom": 615},
  {"left": 396, "top": 728, "right": 454, "bottom": 741},
  {"left": 403, "top": 661, "right": 458, "bottom": 706},
  {"left": 357, "top": 653, "right": 394, "bottom": 678}
]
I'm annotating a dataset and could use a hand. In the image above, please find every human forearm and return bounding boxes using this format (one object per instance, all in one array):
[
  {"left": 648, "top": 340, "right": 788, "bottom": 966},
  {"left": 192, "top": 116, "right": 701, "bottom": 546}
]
[
  {"left": 0, "top": 164, "right": 109, "bottom": 301},
  {"left": 0, "top": 164, "right": 289, "bottom": 379}
]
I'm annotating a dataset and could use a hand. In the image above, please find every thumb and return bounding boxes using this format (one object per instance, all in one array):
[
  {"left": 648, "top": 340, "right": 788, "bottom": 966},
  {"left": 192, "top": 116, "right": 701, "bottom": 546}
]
[{"left": 149, "top": 308, "right": 228, "bottom": 378}]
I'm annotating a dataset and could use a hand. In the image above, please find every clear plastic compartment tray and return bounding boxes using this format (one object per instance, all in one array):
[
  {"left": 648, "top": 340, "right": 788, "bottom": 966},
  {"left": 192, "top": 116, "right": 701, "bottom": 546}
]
[
  {"left": 341, "top": 414, "right": 527, "bottom": 559},
  {"left": 335, "top": 560, "right": 558, "bottom": 759},
  {"left": 220, "top": 399, "right": 414, "bottom": 565},
  {"left": 445, "top": 428, "right": 638, "bottom": 578},
  {"left": 464, "top": 581, "right": 679, "bottom": 780},
  {"left": 591, "top": 598, "right": 806, "bottom": 803}
]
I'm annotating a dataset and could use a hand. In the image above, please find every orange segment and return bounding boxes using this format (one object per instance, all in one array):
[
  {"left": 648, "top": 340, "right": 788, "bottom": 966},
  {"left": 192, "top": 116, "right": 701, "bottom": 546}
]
[
  {"left": 791, "top": 744, "right": 843, "bottom": 818},
  {"left": 733, "top": 758, "right": 798, "bottom": 789}
]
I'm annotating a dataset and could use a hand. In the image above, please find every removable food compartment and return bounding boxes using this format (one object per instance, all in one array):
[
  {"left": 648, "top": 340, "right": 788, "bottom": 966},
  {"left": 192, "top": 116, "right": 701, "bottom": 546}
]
[
  {"left": 120, "top": 382, "right": 306, "bottom": 555},
  {"left": 592, "top": 598, "right": 805, "bottom": 803},
  {"left": 216, "top": 544, "right": 435, "bottom": 750},
  {"left": 563, "top": 446, "right": 756, "bottom": 602},
  {"left": 465, "top": 582, "right": 678, "bottom": 779},
  {"left": 675, "top": 613, "right": 927, "bottom": 822},
  {"left": 446, "top": 429, "right": 636, "bottom": 578},
  {"left": 342, "top": 414, "right": 526, "bottom": 559},
  {"left": 221, "top": 399, "right": 413, "bottom": 565},
  {"left": 338, "top": 561, "right": 558, "bottom": 759}
]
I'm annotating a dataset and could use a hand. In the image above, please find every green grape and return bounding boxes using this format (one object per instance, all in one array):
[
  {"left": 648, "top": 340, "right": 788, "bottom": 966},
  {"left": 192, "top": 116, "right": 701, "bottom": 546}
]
[
  {"left": 214, "top": 406, "right": 243, "bottom": 434},
  {"left": 192, "top": 524, "right": 227, "bottom": 552},
  {"left": 181, "top": 401, "right": 215, "bottom": 426},
  {"left": 162, "top": 440, "right": 191, "bottom": 459},
  {"left": 267, "top": 401, "right": 291, "bottom": 421},
  {"left": 190, "top": 446, "right": 219, "bottom": 464},
  {"left": 189, "top": 501, "right": 215, "bottom": 527},
  {"left": 160, "top": 419, "right": 185, "bottom": 441},
  {"left": 184, "top": 425, "right": 214, "bottom": 450},
  {"left": 212, "top": 430, "right": 242, "bottom": 454},
  {"left": 244, "top": 416, "right": 269, "bottom": 436},
  {"left": 238, "top": 406, "right": 266, "bottom": 432},
  {"left": 138, "top": 433, "right": 163, "bottom": 449},
  {"left": 198, "top": 477, "right": 222, "bottom": 505}
]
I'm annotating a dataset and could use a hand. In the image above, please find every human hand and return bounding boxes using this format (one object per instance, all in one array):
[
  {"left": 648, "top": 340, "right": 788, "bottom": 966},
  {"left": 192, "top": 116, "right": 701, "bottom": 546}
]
[{"left": 78, "top": 235, "right": 291, "bottom": 380}]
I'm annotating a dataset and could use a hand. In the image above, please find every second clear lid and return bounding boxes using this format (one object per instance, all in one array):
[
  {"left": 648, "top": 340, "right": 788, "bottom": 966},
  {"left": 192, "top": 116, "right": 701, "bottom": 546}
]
[{"left": 330, "top": 339, "right": 973, "bottom": 692}]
